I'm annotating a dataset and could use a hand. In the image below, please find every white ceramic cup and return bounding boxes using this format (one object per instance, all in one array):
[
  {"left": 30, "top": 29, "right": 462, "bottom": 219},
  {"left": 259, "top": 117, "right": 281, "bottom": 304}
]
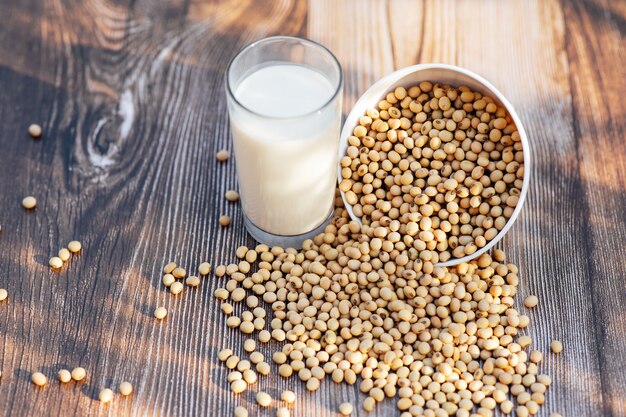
[{"left": 338, "top": 64, "right": 531, "bottom": 267}]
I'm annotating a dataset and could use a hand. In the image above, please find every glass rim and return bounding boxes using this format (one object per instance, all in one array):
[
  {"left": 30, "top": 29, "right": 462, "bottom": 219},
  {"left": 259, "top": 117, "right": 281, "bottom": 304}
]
[{"left": 225, "top": 35, "right": 343, "bottom": 120}]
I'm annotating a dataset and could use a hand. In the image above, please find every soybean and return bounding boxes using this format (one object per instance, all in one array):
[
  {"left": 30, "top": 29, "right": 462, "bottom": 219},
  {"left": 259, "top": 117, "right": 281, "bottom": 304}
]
[
  {"left": 256, "top": 391, "right": 272, "bottom": 407},
  {"left": 31, "top": 372, "right": 47, "bottom": 386},
  {"left": 162, "top": 274, "right": 175, "bottom": 287},
  {"left": 68, "top": 241, "right": 82, "bottom": 253},
  {"left": 58, "top": 248, "right": 71, "bottom": 262},
  {"left": 256, "top": 362, "right": 271, "bottom": 376},
  {"left": 119, "top": 381, "right": 133, "bottom": 396},
  {"left": 198, "top": 262, "right": 211, "bottom": 275},
  {"left": 99, "top": 388, "right": 114, "bottom": 403},
  {"left": 525, "top": 295, "right": 539, "bottom": 308},
  {"left": 216, "top": 150, "right": 229, "bottom": 161},
  {"left": 58, "top": 369, "right": 71, "bottom": 383},
  {"left": 49, "top": 257, "right": 63, "bottom": 269},
  {"left": 234, "top": 406, "right": 248, "bottom": 417},
  {"left": 154, "top": 306, "right": 167, "bottom": 320},
  {"left": 231, "top": 379, "right": 247, "bottom": 394},
  {"left": 170, "top": 281, "right": 184, "bottom": 295},
  {"left": 163, "top": 262, "right": 177, "bottom": 274},
  {"left": 281, "top": 390, "right": 296, "bottom": 404},
  {"left": 551, "top": 340, "right": 563, "bottom": 353},
  {"left": 225, "top": 190, "right": 239, "bottom": 202},
  {"left": 71, "top": 367, "right": 86, "bottom": 381},
  {"left": 243, "top": 339, "right": 256, "bottom": 353},
  {"left": 218, "top": 348, "right": 233, "bottom": 362},
  {"left": 339, "top": 402, "right": 354, "bottom": 416},
  {"left": 22, "top": 196, "right": 37, "bottom": 209},
  {"left": 28, "top": 124, "right": 42, "bottom": 138},
  {"left": 186, "top": 276, "right": 200, "bottom": 287}
]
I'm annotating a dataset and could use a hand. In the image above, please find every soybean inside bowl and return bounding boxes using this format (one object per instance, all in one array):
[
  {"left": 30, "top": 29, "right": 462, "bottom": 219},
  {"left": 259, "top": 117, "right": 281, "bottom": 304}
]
[{"left": 337, "top": 64, "right": 530, "bottom": 267}]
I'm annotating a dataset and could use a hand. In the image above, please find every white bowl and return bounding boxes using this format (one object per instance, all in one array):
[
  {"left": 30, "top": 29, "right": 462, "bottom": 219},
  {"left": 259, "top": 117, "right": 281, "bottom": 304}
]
[{"left": 337, "top": 64, "right": 531, "bottom": 267}]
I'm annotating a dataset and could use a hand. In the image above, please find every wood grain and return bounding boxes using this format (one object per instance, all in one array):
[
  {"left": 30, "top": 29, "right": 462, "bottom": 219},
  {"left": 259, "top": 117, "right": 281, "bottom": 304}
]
[
  {"left": 560, "top": 1, "right": 626, "bottom": 416},
  {"left": 0, "top": 0, "right": 624, "bottom": 416}
]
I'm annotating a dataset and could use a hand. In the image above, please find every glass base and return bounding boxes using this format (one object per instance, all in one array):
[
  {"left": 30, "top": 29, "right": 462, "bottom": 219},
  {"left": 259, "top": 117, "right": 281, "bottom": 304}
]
[{"left": 243, "top": 210, "right": 334, "bottom": 249}]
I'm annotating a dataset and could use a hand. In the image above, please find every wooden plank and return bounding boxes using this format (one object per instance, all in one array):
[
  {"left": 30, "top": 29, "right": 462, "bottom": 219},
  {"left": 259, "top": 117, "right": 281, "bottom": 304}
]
[
  {"left": 0, "top": 0, "right": 307, "bottom": 416},
  {"left": 452, "top": 2, "right": 608, "bottom": 416},
  {"left": 307, "top": 2, "right": 399, "bottom": 415},
  {"left": 308, "top": 0, "right": 396, "bottom": 116},
  {"left": 307, "top": 0, "right": 621, "bottom": 416},
  {"left": 560, "top": 1, "right": 626, "bottom": 416}
]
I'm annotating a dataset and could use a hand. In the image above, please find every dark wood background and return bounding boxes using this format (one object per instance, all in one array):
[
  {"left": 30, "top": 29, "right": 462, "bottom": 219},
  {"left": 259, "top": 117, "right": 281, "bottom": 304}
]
[{"left": 0, "top": 0, "right": 624, "bottom": 416}]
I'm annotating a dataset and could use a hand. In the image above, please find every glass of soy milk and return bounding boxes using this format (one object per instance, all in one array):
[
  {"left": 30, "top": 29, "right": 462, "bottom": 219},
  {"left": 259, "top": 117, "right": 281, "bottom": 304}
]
[{"left": 226, "top": 36, "right": 343, "bottom": 247}]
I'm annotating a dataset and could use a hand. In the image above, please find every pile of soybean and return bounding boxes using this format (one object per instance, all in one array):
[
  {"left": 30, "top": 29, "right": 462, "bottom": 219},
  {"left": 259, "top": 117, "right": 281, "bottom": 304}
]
[
  {"left": 339, "top": 81, "right": 525, "bottom": 263},
  {"left": 214, "top": 202, "right": 560, "bottom": 417}
]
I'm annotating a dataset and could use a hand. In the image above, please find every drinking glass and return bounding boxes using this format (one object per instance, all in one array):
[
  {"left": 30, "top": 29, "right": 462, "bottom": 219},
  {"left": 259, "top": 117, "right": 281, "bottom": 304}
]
[{"left": 225, "top": 36, "right": 343, "bottom": 247}]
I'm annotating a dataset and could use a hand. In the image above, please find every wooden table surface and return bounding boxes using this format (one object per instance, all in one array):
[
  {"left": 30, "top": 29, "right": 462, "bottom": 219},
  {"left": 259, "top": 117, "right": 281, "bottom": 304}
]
[{"left": 1, "top": 0, "right": 624, "bottom": 416}]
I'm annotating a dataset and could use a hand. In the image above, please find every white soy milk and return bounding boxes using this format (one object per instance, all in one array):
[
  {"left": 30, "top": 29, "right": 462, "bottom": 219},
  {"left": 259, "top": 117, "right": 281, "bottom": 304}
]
[{"left": 230, "top": 64, "right": 340, "bottom": 236}]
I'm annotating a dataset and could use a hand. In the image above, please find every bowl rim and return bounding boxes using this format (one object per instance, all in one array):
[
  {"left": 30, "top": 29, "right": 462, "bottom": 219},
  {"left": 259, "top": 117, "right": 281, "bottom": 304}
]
[{"left": 337, "top": 63, "right": 531, "bottom": 267}]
